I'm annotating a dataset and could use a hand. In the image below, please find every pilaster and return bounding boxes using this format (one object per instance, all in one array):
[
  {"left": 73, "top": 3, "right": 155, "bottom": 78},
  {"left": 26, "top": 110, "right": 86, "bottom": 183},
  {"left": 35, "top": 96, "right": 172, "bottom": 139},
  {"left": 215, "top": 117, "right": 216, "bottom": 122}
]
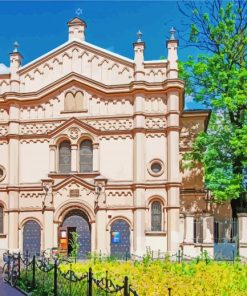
[
  {"left": 238, "top": 213, "right": 247, "bottom": 257},
  {"left": 93, "top": 143, "right": 99, "bottom": 172},
  {"left": 166, "top": 89, "right": 180, "bottom": 253},
  {"left": 8, "top": 104, "right": 20, "bottom": 250},
  {"left": 202, "top": 213, "right": 214, "bottom": 244},
  {"left": 133, "top": 93, "right": 146, "bottom": 255},
  {"left": 183, "top": 213, "right": 194, "bottom": 244}
]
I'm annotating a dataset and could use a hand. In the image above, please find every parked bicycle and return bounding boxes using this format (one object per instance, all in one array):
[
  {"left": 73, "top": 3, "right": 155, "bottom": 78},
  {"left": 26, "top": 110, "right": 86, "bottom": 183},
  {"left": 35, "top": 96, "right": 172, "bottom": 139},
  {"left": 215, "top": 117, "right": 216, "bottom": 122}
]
[{"left": 2, "top": 252, "right": 20, "bottom": 287}]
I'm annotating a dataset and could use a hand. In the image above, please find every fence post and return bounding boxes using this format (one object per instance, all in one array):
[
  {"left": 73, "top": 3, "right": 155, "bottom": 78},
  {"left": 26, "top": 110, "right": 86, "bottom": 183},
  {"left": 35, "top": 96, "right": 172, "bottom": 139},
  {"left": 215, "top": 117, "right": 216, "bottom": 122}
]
[
  {"left": 124, "top": 276, "right": 129, "bottom": 296},
  {"left": 88, "top": 267, "right": 93, "bottom": 296},
  {"left": 32, "top": 256, "right": 36, "bottom": 290},
  {"left": 168, "top": 287, "right": 172, "bottom": 296},
  {"left": 177, "top": 250, "right": 182, "bottom": 263},
  {"left": 54, "top": 259, "right": 58, "bottom": 296}
]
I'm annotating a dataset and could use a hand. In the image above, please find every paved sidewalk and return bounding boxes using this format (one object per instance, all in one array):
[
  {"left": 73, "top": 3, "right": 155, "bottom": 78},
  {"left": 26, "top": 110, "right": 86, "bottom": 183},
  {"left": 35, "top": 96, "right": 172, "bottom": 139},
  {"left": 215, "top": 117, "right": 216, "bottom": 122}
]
[{"left": 0, "top": 267, "right": 24, "bottom": 296}]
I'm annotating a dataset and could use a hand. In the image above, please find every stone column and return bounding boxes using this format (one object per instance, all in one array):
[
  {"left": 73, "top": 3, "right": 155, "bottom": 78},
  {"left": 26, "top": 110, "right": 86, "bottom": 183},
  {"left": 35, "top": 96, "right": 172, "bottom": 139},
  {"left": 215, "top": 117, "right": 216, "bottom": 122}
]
[
  {"left": 93, "top": 143, "right": 99, "bottom": 172},
  {"left": 133, "top": 93, "right": 146, "bottom": 256},
  {"left": 203, "top": 214, "right": 214, "bottom": 244},
  {"left": 184, "top": 213, "right": 194, "bottom": 244},
  {"left": 71, "top": 144, "right": 78, "bottom": 173},
  {"left": 49, "top": 145, "right": 56, "bottom": 173},
  {"left": 8, "top": 104, "right": 20, "bottom": 251}
]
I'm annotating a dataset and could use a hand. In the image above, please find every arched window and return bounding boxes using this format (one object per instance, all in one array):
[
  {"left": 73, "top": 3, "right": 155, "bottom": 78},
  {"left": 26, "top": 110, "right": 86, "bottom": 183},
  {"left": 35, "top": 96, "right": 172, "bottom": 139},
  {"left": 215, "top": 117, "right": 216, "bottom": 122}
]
[
  {"left": 80, "top": 140, "right": 93, "bottom": 173},
  {"left": 0, "top": 206, "right": 3, "bottom": 233},
  {"left": 59, "top": 141, "right": 71, "bottom": 173},
  {"left": 151, "top": 201, "right": 162, "bottom": 231}
]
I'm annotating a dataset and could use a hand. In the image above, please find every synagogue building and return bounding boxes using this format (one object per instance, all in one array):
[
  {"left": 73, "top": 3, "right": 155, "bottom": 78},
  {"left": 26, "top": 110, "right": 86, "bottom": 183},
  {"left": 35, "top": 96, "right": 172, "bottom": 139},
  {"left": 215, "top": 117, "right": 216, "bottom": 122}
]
[{"left": 0, "top": 18, "right": 241, "bottom": 259}]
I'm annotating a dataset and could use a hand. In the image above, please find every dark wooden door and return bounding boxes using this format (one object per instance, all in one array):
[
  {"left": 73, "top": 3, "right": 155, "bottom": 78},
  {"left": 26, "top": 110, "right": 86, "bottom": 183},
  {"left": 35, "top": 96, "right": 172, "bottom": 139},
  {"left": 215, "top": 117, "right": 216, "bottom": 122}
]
[
  {"left": 23, "top": 220, "right": 41, "bottom": 257},
  {"left": 110, "top": 219, "right": 130, "bottom": 259}
]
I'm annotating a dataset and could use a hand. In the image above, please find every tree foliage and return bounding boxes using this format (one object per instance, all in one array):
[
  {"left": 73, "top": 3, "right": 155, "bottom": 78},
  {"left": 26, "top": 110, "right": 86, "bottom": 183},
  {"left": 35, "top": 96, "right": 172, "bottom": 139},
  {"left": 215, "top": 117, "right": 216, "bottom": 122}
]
[{"left": 179, "top": 0, "right": 247, "bottom": 203}]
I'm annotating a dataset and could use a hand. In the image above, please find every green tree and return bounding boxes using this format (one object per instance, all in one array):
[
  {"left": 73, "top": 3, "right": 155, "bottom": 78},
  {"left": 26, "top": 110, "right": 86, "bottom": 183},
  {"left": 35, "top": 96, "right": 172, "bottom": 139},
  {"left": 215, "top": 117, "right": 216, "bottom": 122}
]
[{"left": 179, "top": 0, "right": 247, "bottom": 213}]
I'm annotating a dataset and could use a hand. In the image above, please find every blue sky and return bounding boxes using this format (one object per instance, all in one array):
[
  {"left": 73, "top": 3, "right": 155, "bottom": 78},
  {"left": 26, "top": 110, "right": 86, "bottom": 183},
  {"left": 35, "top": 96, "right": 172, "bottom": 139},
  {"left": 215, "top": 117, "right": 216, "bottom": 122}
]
[{"left": 0, "top": 1, "right": 205, "bottom": 109}]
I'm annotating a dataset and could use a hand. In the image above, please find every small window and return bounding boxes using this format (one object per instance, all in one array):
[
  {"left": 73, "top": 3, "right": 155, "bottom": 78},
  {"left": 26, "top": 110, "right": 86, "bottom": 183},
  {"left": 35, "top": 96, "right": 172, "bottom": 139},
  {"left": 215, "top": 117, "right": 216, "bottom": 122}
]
[
  {"left": 0, "top": 206, "right": 3, "bottom": 233},
  {"left": 148, "top": 159, "right": 164, "bottom": 177},
  {"left": 151, "top": 162, "right": 162, "bottom": 174},
  {"left": 80, "top": 140, "right": 93, "bottom": 173},
  {"left": 59, "top": 141, "right": 71, "bottom": 173},
  {"left": 151, "top": 201, "right": 162, "bottom": 231},
  {"left": 0, "top": 166, "right": 6, "bottom": 182}
]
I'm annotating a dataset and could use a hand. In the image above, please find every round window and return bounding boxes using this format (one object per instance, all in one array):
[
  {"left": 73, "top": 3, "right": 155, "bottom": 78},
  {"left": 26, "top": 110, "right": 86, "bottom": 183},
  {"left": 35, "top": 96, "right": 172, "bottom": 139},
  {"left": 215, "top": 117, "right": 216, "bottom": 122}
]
[
  {"left": 0, "top": 166, "right": 6, "bottom": 182},
  {"left": 151, "top": 162, "right": 162, "bottom": 174},
  {"left": 148, "top": 159, "right": 164, "bottom": 177}
]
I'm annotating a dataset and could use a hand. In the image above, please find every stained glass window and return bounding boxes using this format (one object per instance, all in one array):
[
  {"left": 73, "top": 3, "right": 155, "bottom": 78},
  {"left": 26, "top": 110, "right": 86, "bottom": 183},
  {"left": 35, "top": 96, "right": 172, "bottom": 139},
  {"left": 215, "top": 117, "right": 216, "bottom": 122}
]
[
  {"left": 151, "top": 201, "right": 162, "bottom": 231},
  {"left": 59, "top": 141, "right": 71, "bottom": 173},
  {"left": 80, "top": 140, "right": 93, "bottom": 173}
]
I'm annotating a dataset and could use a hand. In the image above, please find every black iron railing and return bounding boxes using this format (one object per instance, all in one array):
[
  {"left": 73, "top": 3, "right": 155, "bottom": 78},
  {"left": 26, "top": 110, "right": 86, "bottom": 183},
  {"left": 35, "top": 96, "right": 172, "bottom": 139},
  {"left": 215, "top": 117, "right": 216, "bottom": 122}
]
[{"left": 2, "top": 251, "right": 139, "bottom": 296}]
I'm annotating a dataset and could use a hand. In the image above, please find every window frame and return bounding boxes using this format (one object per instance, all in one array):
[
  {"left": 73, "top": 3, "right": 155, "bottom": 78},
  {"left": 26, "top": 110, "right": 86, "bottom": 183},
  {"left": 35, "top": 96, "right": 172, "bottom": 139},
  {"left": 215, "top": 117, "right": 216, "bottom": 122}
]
[
  {"left": 58, "top": 140, "right": 72, "bottom": 174},
  {"left": 79, "top": 139, "right": 93, "bottom": 173},
  {"left": 151, "top": 200, "right": 163, "bottom": 232}
]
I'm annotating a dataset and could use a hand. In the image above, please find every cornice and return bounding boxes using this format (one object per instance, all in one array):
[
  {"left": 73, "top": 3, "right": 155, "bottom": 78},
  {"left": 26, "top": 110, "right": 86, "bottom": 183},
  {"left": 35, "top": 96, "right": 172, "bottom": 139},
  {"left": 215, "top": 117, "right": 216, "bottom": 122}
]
[{"left": 0, "top": 73, "right": 184, "bottom": 104}]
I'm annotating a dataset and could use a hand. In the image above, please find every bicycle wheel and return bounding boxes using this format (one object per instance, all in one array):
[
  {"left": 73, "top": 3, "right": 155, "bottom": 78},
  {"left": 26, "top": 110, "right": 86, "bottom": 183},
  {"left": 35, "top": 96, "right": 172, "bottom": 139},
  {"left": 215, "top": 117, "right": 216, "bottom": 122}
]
[{"left": 2, "top": 263, "right": 10, "bottom": 282}]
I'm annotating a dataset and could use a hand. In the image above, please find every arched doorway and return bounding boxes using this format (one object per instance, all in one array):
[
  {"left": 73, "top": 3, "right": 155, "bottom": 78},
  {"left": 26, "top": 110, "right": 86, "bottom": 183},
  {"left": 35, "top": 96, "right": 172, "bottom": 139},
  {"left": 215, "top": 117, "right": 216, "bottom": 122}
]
[
  {"left": 110, "top": 219, "right": 130, "bottom": 259},
  {"left": 23, "top": 220, "right": 41, "bottom": 257},
  {"left": 61, "top": 209, "right": 91, "bottom": 258}
]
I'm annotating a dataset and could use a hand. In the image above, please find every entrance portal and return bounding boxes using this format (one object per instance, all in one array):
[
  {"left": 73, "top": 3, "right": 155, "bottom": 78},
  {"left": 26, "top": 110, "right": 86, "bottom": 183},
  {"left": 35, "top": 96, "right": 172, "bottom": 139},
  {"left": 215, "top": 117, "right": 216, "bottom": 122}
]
[{"left": 61, "top": 210, "right": 91, "bottom": 258}]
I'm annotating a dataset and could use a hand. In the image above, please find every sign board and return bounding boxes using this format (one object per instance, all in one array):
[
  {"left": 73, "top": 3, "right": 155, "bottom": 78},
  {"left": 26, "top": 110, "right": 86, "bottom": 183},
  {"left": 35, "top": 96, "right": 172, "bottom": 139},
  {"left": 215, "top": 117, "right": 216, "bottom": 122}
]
[{"left": 111, "top": 231, "right": 121, "bottom": 243}]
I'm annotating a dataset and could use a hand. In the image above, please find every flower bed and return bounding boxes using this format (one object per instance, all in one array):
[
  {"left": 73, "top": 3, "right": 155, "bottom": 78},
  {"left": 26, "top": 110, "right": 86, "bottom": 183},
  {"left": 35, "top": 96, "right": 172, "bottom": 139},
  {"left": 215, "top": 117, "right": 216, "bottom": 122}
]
[{"left": 59, "top": 258, "right": 247, "bottom": 296}]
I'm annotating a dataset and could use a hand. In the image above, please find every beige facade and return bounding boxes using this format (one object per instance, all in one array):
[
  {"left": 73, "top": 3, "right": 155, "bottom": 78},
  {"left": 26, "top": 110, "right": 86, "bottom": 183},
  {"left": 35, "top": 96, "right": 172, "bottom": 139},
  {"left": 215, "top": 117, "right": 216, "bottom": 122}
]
[{"left": 0, "top": 18, "right": 241, "bottom": 258}]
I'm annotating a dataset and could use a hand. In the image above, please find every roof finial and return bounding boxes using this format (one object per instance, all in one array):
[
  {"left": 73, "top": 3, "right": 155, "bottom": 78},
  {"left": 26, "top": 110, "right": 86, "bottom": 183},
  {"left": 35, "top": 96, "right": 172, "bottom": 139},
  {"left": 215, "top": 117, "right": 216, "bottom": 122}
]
[
  {"left": 169, "top": 27, "right": 176, "bottom": 40},
  {"left": 13, "top": 41, "right": 19, "bottom": 53},
  {"left": 137, "top": 30, "right": 143, "bottom": 43}
]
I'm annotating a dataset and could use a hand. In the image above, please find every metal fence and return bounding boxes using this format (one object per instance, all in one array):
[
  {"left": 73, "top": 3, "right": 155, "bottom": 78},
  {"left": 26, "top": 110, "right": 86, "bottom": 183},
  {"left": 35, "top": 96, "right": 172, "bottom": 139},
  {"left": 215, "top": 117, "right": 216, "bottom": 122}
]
[{"left": 2, "top": 251, "right": 139, "bottom": 296}]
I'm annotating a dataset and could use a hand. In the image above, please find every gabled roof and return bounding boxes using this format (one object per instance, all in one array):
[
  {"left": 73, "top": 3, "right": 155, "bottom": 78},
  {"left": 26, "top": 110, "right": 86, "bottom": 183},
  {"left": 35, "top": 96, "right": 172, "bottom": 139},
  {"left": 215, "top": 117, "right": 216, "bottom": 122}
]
[{"left": 19, "top": 39, "right": 134, "bottom": 74}]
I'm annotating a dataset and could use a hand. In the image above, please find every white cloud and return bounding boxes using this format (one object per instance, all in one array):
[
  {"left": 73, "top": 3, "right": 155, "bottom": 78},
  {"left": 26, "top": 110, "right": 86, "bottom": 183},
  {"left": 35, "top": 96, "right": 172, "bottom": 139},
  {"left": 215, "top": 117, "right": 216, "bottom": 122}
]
[{"left": 0, "top": 63, "right": 9, "bottom": 74}]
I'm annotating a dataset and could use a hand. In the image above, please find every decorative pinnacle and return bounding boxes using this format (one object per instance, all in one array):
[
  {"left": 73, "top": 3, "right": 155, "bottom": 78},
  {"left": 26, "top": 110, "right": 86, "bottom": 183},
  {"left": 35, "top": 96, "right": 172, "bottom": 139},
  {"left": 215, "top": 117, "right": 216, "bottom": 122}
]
[
  {"left": 169, "top": 27, "right": 176, "bottom": 40},
  {"left": 13, "top": 41, "right": 19, "bottom": 53},
  {"left": 137, "top": 30, "right": 143, "bottom": 43}
]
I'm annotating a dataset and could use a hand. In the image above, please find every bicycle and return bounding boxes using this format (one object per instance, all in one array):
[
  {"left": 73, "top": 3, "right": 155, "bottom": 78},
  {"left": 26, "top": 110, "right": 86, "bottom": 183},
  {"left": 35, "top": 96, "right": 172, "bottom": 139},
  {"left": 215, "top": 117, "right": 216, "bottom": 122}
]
[{"left": 2, "top": 252, "right": 20, "bottom": 287}]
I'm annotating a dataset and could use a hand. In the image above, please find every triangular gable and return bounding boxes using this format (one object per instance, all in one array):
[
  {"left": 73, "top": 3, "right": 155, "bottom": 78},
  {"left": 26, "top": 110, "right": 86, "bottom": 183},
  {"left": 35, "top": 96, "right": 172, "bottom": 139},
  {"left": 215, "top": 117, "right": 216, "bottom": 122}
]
[
  {"left": 52, "top": 175, "right": 95, "bottom": 191},
  {"left": 19, "top": 40, "right": 133, "bottom": 75},
  {"left": 48, "top": 117, "right": 99, "bottom": 138}
]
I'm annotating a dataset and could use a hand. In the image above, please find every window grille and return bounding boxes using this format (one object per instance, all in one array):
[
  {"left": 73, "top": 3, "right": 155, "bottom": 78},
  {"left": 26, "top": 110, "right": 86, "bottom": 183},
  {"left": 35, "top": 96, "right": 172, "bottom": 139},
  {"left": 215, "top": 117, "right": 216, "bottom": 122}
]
[
  {"left": 80, "top": 140, "right": 93, "bottom": 173},
  {"left": 59, "top": 141, "right": 71, "bottom": 173},
  {"left": 0, "top": 206, "right": 3, "bottom": 233},
  {"left": 151, "top": 201, "right": 162, "bottom": 231}
]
